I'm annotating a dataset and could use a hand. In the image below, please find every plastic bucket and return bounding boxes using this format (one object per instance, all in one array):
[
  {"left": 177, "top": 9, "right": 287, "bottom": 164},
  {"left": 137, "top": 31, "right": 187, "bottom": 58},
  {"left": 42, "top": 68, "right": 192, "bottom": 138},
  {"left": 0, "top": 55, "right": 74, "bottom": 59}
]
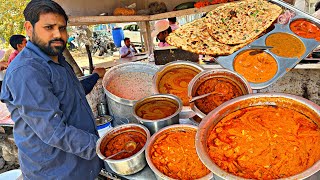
[{"left": 112, "top": 27, "right": 124, "bottom": 47}]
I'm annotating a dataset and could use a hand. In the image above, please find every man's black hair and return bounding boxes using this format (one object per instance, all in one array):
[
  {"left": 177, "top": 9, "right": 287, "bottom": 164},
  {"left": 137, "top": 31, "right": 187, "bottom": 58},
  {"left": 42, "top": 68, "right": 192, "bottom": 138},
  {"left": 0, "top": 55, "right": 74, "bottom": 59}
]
[
  {"left": 316, "top": 1, "right": 320, "bottom": 12},
  {"left": 124, "top": 37, "right": 130, "bottom": 42},
  {"left": 9, "top": 35, "right": 26, "bottom": 50},
  {"left": 23, "top": 0, "right": 68, "bottom": 27},
  {"left": 168, "top": 17, "right": 177, "bottom": 23}
]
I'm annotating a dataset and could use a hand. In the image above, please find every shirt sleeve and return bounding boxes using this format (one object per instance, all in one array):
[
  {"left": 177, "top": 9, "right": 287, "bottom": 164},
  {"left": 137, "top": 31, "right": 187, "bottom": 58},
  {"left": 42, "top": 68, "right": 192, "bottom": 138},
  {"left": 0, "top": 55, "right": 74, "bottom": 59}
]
[
  {"left": 119, "top": 46, "right": 126, "bottom": 55},
  {"left": 2, "top": 65, "right": 99, "bottom": 160},
  {"left": 80, "top": 73, "right": 99, "bottom": 95}
]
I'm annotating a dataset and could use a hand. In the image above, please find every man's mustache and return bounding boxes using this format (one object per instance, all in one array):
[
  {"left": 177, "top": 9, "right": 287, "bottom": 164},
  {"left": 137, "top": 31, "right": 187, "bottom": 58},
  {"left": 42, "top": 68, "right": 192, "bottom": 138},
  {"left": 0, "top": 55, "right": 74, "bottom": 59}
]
[{"left": 49, "top": 39, "right": 65, "bottom": 45}]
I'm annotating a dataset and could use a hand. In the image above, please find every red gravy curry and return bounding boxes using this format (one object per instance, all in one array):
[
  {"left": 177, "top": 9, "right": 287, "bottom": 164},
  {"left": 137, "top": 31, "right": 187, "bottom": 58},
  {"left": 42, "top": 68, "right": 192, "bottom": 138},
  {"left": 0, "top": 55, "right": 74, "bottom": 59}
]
[
  {"left": 136, "top": 100, "right": 178, "bottom": 120},
  {"left": 195, "top": 78, "right": 243, "bottom": 114},
  {"left": 104, "top": 131, "right": 146, "bottom": 160},
  {"left": 159, "top": 68, "right": 199, "bottom": 106},
  {"left": 207, "top": 106, "right": 320, "bottom": 179},
  {"left": 150, "top": 129, "right": 210, "bottom": 179},
  {"left": 265, "top": 32, "right": 306, "bottom": 58},
  {"left": 234, "top": 50, "right": 277, "bottom": 83},
  {"left": 290, "top": 19, "right": 320, "bottom": 41}
]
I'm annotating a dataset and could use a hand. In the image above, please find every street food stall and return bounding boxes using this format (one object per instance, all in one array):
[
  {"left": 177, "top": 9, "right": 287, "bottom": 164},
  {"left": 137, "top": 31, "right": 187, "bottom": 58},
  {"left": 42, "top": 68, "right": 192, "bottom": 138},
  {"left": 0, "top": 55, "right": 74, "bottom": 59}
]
[{"left": 1, "top": 0, "right": 319, "bottom": 179}]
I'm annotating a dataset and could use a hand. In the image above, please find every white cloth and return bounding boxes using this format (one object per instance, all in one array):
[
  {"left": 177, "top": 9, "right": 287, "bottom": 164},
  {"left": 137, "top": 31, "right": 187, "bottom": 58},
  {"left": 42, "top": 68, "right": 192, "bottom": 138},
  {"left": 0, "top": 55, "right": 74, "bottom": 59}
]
[
  {"left": 119, "top": 45, "right": 135, "bottom": 57},
  {"left": 313, "top": 10, "right": 320, "bottom": 19}
]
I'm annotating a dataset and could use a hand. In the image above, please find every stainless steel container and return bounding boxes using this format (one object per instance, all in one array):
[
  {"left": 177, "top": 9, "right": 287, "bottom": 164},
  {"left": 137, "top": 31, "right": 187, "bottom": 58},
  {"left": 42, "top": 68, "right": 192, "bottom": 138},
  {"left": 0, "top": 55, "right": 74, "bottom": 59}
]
[
  {"left": 102, "top": 62, "right": 158, "bottom": 126},
  {"left": 188, "top": 69, "right": 252, "bottom": 118},
  {"left": 153, "top": 61, "right": 204, "bottom": 119},
  {"left": 96, "top": 123, "right": 150, "bottom": 175},
  {"left": 145, "top": 124, "right": 213, "bottom": 180},
  {"left": 133, "top": 94, "right": 183, "bottom": 134},
  {"left": 196, "top": 93, "right": 320, "bottom": 180}
]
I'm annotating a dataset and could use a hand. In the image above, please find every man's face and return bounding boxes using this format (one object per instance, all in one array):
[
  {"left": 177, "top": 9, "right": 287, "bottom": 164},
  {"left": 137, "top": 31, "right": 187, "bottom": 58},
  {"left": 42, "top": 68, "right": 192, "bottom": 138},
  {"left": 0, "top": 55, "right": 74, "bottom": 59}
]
[
  {"left": 26, "top": 13, "right": 68, "bottom": 57},
  {"left": 124, "top": 39, "right": 131, "bottom": 47}
]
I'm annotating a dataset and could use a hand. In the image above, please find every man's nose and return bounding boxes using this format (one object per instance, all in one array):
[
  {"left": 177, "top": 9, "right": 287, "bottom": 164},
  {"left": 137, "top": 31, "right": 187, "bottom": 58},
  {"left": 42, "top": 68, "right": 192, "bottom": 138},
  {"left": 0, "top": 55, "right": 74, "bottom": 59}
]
[{"left": 53, "top": 28, "right": 62, "bottom": 38}]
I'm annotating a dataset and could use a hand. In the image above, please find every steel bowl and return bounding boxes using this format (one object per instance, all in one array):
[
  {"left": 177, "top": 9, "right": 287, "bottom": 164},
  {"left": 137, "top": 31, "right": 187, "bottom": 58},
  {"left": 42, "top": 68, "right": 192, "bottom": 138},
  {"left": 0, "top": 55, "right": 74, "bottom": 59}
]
[
  {"left": 145, "top": 124, "right": 213, "bottom": 180},
  {"left": 153, "top": 61, "right": 204, "bottom": 119},
  {"left": 133, "top": 94, "right": 183, "bottom": 135},
  {"left": 96, "top": 123, "right": 150, "bottom": 175},
  {"left": 196, "top": 93, "right": 320, "bottom": 180},
  {"left": 102, "top": 62, "right": 158, "bottom": 126},
  {"left": 188, "top": 69, "right": 252, "bottom": 118}
]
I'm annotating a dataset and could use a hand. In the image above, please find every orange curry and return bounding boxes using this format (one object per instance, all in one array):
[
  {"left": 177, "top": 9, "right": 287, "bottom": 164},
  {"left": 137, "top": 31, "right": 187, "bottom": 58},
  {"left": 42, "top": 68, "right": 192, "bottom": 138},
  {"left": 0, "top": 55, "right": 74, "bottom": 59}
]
[
  {"left": 265, "top": 32, "right": 306, "bottom": 58},
  {"left": 136, "top": 100, "right": 178, "bottom": 120},
  {"left": 104, "top": 131, "right": 146, "bottom": 160},
  {"left": 290, "top": 19, "right": 320, "bottom": 41},
  {"left": 195, "top": 78, "right": 243, "bottom": 114},
  {"left": 234, "top": 50, "right": 278, "bottom": 83},
  {"left": 151, "top": 129, "right": 210, "bottom": 179},
  {"left": 159, "top": 68, "right": 199, "bottom": 106},
  {"left": 207, "top": 106, "right": 320, "bottom": 179}
]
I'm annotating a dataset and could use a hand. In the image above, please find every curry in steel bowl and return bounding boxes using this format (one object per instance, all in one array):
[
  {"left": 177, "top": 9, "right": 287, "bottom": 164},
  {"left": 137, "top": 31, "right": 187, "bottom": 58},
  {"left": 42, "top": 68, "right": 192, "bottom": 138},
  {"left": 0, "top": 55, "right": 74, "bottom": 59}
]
[{"left": 196, "top": 93, "right": 320, "bottom": 180}]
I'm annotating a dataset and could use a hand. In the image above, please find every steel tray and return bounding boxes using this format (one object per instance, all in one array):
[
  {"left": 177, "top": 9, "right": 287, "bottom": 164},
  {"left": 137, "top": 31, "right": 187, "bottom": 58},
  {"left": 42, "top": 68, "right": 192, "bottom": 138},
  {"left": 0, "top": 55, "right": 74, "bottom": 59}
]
[{"left": 216, "top": 0, "right": 320, "bottom": 89}]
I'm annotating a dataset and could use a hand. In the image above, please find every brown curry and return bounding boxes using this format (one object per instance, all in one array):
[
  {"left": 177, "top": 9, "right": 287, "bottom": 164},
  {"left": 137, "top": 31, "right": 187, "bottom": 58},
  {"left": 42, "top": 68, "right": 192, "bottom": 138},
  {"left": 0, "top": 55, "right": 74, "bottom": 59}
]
[
  {"left": 136, "top": 100, "right": 178, "bottom": 120},
  {"left": 265, "top": 32, "right": 306, "bottom": 58}
]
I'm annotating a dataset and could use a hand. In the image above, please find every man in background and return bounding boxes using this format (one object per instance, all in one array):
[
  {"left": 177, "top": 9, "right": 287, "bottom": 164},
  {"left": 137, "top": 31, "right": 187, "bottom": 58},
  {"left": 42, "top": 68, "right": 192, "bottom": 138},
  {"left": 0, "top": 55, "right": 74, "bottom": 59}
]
[
  {"left": 152, "top": 20, "right": 172, "bottom": 47},
  {"left": 8, "top": 35, "right": 27, "bottom": 65},
  {"left": 120, "top": 37, "right": 137, "bottom": 58}
]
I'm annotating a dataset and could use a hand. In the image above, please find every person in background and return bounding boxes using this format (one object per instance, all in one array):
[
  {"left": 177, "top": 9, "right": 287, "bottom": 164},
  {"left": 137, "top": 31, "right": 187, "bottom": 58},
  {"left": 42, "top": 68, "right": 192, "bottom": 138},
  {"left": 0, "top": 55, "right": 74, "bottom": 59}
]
[
  {"left": 0, "top": 0, "right": 105, "bottom": 179},
  {"left": 8, "top": 35, "right": 27, "bottom": 65},
  {"left": 152, "top": 20, "right": 172, "bottom": 47},
  {"left": 313, "top": 1, "right": 320, "bottom": 19},
  {"left": 120, "top": 37, "right": 137, "bottom": 58},
  {"left": 168, "top": 17, "right": 180, "bottom": 31}
]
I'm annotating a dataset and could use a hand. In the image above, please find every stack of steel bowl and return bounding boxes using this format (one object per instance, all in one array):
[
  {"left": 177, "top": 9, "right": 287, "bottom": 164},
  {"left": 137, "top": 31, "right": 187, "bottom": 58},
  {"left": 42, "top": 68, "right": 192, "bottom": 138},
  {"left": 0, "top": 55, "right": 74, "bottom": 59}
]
[
  {"left": 153, "top": 61, "right": 204, "bottom": 119},
  {"left": 196, "top": 93, "right": 320, "bottom": 180},
  {"left": 133, "top": 94, "right": 183, "bottom": 134}
]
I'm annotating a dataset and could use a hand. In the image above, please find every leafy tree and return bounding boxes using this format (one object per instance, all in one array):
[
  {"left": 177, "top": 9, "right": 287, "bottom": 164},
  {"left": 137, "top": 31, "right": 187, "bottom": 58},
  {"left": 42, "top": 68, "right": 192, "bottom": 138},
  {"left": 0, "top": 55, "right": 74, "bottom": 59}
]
[{"left": 0, "top": 0, "right": 30, "bottom": 47}]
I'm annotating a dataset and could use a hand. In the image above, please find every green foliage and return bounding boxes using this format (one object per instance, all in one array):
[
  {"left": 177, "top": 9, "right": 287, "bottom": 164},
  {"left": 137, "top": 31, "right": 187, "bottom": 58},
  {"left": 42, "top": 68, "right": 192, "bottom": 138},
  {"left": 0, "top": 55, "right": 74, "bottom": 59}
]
[{"left": 0, "top": 0, "right": 30, "bottom": 47}]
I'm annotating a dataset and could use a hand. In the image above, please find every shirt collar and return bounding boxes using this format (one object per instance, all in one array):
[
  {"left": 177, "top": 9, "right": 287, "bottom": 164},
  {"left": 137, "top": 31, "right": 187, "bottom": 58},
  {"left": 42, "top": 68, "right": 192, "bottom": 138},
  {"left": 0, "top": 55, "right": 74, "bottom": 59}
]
[{"left": 25, "top": 41, "right": 65, "bottom": 64}]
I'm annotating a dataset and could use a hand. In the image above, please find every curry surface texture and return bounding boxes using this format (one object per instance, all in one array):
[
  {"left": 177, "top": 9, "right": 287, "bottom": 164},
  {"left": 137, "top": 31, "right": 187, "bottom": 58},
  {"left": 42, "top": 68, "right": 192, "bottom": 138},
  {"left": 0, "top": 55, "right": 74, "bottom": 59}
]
[
  {"left": 136, "top": 100, "right": 178, "bottom": 120},
  {"left": 207, "top": 106, "right": 320, "bottom": 179},
  {"left": 151, "top": 129, "right": 210, "bottom": 179}
]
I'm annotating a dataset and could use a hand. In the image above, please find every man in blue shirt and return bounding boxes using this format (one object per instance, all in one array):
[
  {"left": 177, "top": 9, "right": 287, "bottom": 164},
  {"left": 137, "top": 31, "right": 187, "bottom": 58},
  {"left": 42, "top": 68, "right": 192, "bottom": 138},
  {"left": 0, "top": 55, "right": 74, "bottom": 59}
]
[{"left": 0, "top": 0, "right": 105, "bottom": 179}]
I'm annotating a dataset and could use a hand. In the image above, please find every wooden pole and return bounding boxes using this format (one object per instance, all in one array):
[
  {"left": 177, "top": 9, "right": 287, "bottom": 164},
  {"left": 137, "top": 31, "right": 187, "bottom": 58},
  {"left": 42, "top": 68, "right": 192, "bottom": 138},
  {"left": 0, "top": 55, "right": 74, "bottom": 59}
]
[{"left": 85, "top": 44, "right": 94, "bottom": 74}]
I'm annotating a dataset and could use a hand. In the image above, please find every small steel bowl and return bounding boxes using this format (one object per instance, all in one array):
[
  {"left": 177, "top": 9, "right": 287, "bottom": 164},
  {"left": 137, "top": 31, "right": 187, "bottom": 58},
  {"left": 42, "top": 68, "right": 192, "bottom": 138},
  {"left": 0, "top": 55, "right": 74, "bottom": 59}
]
[
  {"left": 196, "top": 93, "right": 320, "bottom": 180},
  {"left": 145, "top": 124, "right": 213, "bottom": 180},
  {"left": 188, "top": 69, "right": 252, "bottom": 118},
  {"left": 153, "top": 61, "right": 204, "bottom": 119},
  {"left": 133, "top": 94, "right": 183, "bottom": 135},
  {"left": 96, "top": 123, "right": 150, "bottom": 175}
]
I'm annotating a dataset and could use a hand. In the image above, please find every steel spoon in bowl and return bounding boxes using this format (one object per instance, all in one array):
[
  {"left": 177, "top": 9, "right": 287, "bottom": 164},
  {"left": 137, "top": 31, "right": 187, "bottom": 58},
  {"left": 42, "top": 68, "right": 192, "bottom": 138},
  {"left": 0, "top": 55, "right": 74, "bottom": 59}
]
[{"left": 104, "top": 141, "right": 137, "bottom": 160}]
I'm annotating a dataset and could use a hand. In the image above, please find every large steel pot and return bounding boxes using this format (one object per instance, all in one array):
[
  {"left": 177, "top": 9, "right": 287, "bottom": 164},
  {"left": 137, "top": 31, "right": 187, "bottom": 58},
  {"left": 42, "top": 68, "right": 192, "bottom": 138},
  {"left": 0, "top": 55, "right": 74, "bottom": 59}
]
[
  {"left": 188, "top": 69, "right": 252, "bottom": 118},
  {"left": 133, "top": 94, "right": 183, "bottom": 135},
  {"left": 196, "top": 93, "right": 320, "bottom": 180},
  {"left": 146, "top": 124, "right": 213, "bottom": 180},
  {"left": 96, "top": 123, "right": 150, "bottom": 175},
  {"left": 103, "top": 62, "right": 158, "bottom": 126},
  {"left": 153, "top": 61, "right": 204, "bottom": 119}
]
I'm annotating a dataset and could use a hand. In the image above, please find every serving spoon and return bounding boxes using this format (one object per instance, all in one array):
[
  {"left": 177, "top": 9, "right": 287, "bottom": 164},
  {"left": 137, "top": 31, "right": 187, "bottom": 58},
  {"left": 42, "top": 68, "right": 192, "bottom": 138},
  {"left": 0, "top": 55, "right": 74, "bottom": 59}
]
[
  {"left": 248, "top": 45, "right": 273, "bottom": 50},
  {"left": 189, "top": 91, "right": 224, "bottom": 103},
  {"left": 104, "top": 141, "right": 137, "bottom": 160}
]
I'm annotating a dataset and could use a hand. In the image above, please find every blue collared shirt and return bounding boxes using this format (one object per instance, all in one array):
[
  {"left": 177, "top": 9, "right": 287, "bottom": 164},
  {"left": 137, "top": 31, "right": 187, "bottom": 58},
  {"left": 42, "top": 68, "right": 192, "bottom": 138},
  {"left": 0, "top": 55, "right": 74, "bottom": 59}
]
[{"left": 0, "top": 41, "right": 103, "bottom": 180}]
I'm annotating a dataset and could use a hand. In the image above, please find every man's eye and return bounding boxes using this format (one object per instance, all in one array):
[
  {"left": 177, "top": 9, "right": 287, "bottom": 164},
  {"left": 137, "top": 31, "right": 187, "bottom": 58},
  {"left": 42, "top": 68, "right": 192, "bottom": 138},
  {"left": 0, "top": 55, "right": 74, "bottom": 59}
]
[
  {"left": 60, "top": 27, "right": 66, "bottom": 31},
  {"left": 45, "top": 26, "right": 53, "bottom": 30}
]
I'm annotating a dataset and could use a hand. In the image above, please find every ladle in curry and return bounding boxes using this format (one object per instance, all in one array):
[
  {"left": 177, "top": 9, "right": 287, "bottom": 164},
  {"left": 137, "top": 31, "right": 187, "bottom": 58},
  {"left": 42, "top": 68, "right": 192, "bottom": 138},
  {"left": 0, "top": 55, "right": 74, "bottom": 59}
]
[
  {"left": 189, "top": 91, "right": 224, "bottom": 103},
  {"left": 104, "top": 141, "right": 137, "bottom": 160}
]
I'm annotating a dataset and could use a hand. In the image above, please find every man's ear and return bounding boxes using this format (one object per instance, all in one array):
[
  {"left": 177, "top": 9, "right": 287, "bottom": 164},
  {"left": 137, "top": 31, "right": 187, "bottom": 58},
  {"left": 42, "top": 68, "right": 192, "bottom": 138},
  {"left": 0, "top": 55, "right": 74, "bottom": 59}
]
[{"left": 24, "top": 21, "right": 33, "bottom": 38}]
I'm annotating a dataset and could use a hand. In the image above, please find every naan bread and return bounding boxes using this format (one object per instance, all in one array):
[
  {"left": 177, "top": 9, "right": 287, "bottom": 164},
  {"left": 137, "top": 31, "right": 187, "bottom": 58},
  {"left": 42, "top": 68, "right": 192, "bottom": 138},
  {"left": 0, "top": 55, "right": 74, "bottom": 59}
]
[
  {"left": 166, "top": 18, "right": 248, "bottom": 56},
  {"left": 205, "top": 0, "right": 282, "bottom": 45}
]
